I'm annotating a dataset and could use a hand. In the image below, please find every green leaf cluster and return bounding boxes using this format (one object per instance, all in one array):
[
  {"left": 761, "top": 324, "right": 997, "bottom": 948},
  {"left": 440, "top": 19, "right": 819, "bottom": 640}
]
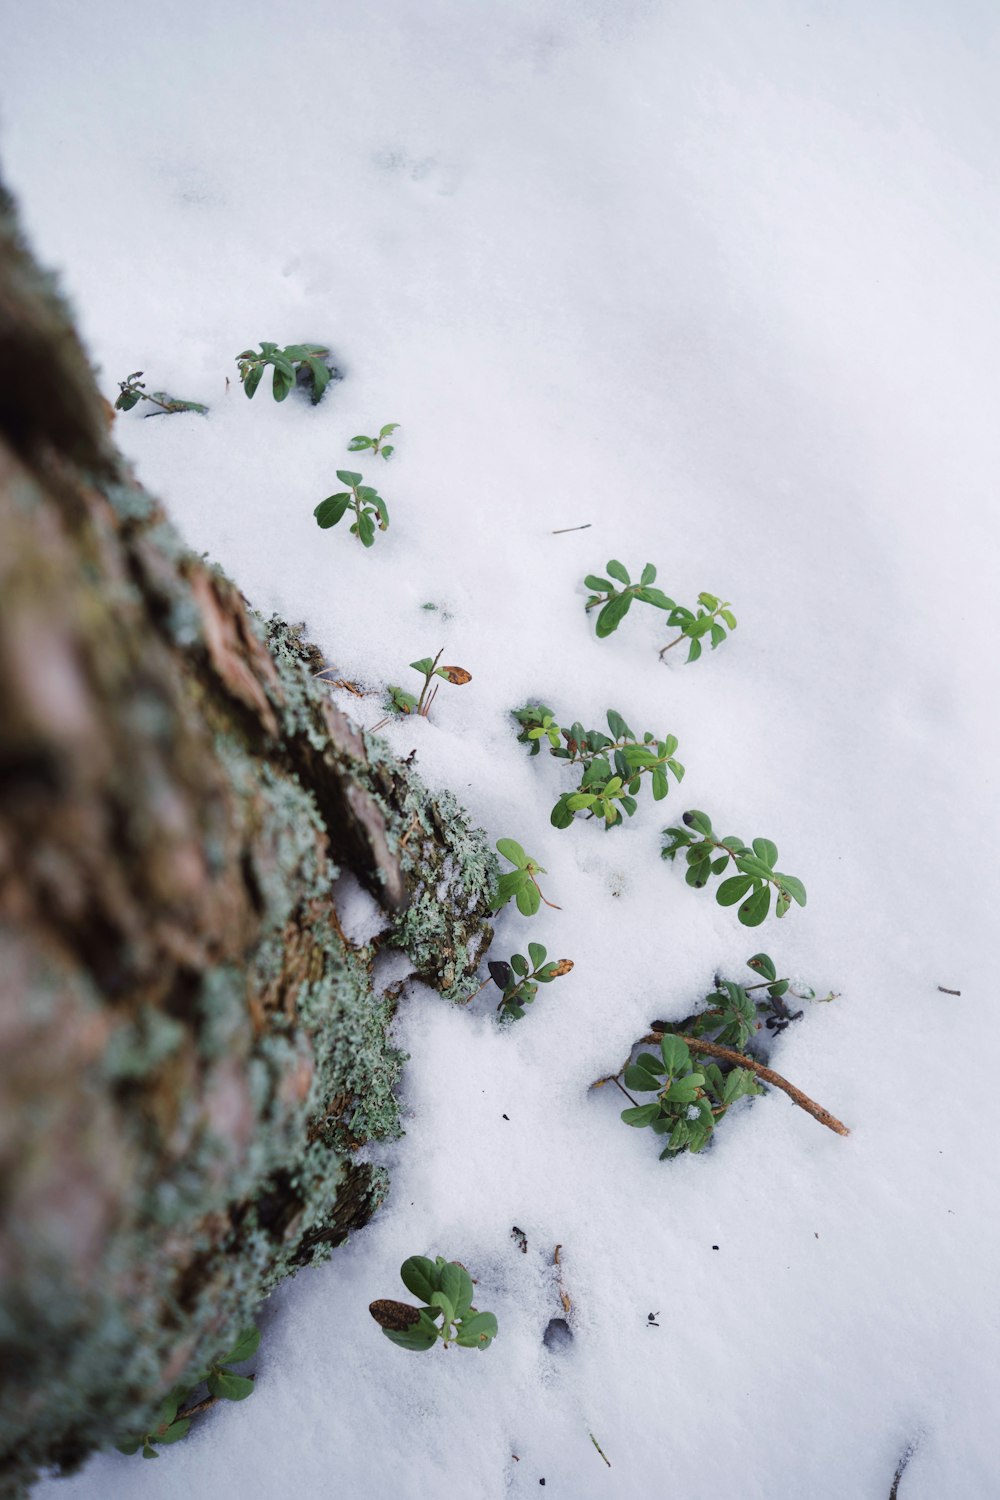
[
  {"left": 659, "top": 591, "right": 736, "bottom": 663},
  {"left": 348, "top": 421, "right": 399, "bottom": 459},
  {"left": 236, "top": 342, "right": 334, "bottom": 403},
  {"left": 513, "top": 704, "right": 684, "bottom": 829},
  {"left": 661, "top": 810, "right": 806, "bottom": 926},
  {"left": 115, "top": 1326, "right": 259, "bottom": 1459},
  {"left": 584, "top": 559, "right": 674, "bottom": 637},
  {"left": 372, "top": 1257, "right": 498, "bottom": 1352},
  {"left": 488, "top": 942, "right": 573, "bottom": 1020},
  {"left": 619, "top": 1034, "right": 762, "bottom": 1159},
  {"left": 314, "top": 469, "right": 390, "bottom": 548},
  {"left": 681, "top": 953, "right": 802, "bottom": 1048},
  {"left": 115, "top": 371, "right": 207, "bottom": 416},
  {"left": 386, "top": 651, "right": 471, "bottom": 718},
  {"left": 493, "top": 838, "right": 556, "bottom": 917}
]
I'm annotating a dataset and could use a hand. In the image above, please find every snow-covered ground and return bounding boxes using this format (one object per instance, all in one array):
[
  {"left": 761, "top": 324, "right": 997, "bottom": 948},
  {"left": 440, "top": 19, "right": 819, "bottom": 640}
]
[{"left": 5, "top": 2, "right": 1000, "bottom": 1495}]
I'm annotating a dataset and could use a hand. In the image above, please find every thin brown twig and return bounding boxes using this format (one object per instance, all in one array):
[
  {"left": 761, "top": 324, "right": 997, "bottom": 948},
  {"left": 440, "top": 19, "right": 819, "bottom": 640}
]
[
  {"left": 551, "top": 523, "right": 592, "bottom": 534},
  {"left": 670, "top": 1032, "right": 850, "bottom": 1136}
]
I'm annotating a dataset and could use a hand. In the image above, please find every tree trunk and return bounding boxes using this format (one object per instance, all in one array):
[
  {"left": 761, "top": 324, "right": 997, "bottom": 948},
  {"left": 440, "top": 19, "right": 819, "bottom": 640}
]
[{"left": 0, "top": 175, "right": 496, "bottom": 1497}]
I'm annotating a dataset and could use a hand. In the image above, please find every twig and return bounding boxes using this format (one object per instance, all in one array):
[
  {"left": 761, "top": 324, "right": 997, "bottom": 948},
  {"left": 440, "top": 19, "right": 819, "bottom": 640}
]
[
  {"left": 671, "top": 1032, "right": 850, "bottom": 1136},
  {"left": 177, "top": 1393, "right": 219, "bottom": 1421},
  {"left": 551, "top": 523, "right": 592, "bottom": 534},
  {"left": 889, "top": 1436, "right": 919, "bottom": 1498},
  {"left": 937, "top": 986, "right": 961, "bottom": 996},
  {"left": 553, "top": 1244, "right": 571, "bottom": 1316},
  {"left": 588, "top": 1432, "right": 611, "bottom": 1467}
]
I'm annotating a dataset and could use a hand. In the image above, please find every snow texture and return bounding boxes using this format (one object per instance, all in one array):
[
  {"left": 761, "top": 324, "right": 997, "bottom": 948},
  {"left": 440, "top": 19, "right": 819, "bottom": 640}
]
[{"left": 4, "top": 1, "right": 999, "bottom": 1496}]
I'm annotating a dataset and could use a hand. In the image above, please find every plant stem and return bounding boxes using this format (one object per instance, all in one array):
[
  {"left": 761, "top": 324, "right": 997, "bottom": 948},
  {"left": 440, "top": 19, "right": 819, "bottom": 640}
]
[
  {"left": 551, "top": 523, "right": 592, "bottom": 533},
  {"left": 530, "top": 874, "right": 561, "bottom": 910},
  {"left": 415, "top": 650, "right": 443, "bottom": 716},
  {"left": 666, "top": 1032, "right": 849, "bottom": 1136},
  {"left": 610, "top": 1076, "right": 639, "bottom": 1107}
]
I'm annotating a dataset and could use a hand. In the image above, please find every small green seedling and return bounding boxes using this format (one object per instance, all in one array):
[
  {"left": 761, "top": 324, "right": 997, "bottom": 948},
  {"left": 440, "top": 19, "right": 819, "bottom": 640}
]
[
  {"left": 115, "top": 372, "right": 207, "bottom": 416},
  {"left": 370, "top": 1256, "right": 497, "bottom": 1352},
  {"left": 314, "top": 470, "right": 389, "bottom": 548},
  {"left": 661, "top": 810, "right": 806, "bottom": 926},
  {"left": 115, "top": 1325, "right": 259, "bottom": 1459},
  {"left": 236, "top": 342, "right": 335, "bottom": 403},
  {"left": 494, "top": 838, "right": 560, "bottom": 916},
  {"left": 666, "top": 953, "right": 822, "bottom": 1050},
  {"left": 618, "top": 1033, "right": 762, "bottom": 1159},
  {"left": 386, "top": 649, "right": 471, "bottom": 718},
  {"left": 659, "top": 592, "right": 736, "bottom": 662},
  {"left": 486, "top": 942, "right": 573, "bottom": 1019},
  {"left": 348, "top": 422, "right": 400, "bottom": 459},
  {"left": 584, "top": 560, "right": 675, "bottom": 637},
  {"left": 513, "top": 704, "right": 684, "bottom": 829}
]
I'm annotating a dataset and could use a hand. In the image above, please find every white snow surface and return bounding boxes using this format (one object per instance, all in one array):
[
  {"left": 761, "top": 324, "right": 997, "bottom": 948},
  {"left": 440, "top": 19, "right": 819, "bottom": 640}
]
[{"left": 5, "top": 2, "right": 1000, "bottom": 1496}]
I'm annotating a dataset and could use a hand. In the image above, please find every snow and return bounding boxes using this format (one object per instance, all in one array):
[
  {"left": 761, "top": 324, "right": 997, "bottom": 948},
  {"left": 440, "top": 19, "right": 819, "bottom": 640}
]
[{"left": 4, "top": 0, "right": 1000, "bottom": 1495}]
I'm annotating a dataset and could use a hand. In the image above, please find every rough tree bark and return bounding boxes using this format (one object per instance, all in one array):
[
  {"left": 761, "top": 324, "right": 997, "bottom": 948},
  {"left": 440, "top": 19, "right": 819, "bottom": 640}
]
[{"left": 0, "top": 175, "right": 496, "bottom": 1497}]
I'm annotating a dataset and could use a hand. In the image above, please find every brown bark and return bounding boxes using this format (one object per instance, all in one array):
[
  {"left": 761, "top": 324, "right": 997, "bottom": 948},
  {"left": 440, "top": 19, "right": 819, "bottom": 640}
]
[{"left": 0, "top": 174, "right": 495, "bottom": 1495}]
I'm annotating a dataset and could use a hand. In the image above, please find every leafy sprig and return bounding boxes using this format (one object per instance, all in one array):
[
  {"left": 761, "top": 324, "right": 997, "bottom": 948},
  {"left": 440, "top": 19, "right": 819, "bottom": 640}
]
[
  {"left": 236, "top": 342, "right": 334, "bottom": 403},
  {"left": 115, "top": 1326, "right": 259, "bottom": 1459},
  {"left": 348, "top": 422, "right": 399, "bottom": 459},
  {"left": 487, "top": 942, "right": 573, "bottom": 1020},
  {"left": 493, "top": 838, "right": 559, "bottom": 916},
  {"left": 661, "top": 810, "right": 806, "bottom": 926},
  {"left": 584, "top": 560, "right": 674, "bottom": 637},
  {"left": 115, "top": 372, "right": 207, "bottom": 416},
  {"left": 659, "top": 592, "right": 736, "bottom": 662},
  {"left": 513, "top": 704, "right": 684, "bottom": 829},
  {"left": 314, "top": 470, "right": 389, "bottom": 548},
  {"left": 386, "top": 649, "right": 471, "bottom": 718},
  {"left": 618, "top": 1033, "right": 762, "bottom": 1158},
  {"left": 370, "top": 1256, "right": 497, "bottom": 1352}
]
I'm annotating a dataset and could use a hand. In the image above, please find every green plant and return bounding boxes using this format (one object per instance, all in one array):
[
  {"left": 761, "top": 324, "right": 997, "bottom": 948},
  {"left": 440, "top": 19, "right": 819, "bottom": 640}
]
[
  {"left": 659, "top": 592, "right": 736, "bottom": 662},
  {"left": 618, "top": 1033, "right": 762, "bottom": 1158},
  {"left": 369, "top": 1256, "right": 498, "bottom": 1352},
  {"left": 662, "top": 953, "right": 814, "bottom": 1050},
  {"left": 493, "top": 838, "right": 559, "bottom": 916},
  {"left": 314, "top": 470, "right": 389, "bottom": 548},
  {"left": 385, "top": 650, "right": 471, "bottom": 718},
  {"left": 661, "top": 810, "right": 806, "bottom": 926},
  {"left": 115, "top": 1326, "right": 259, "bottom": 1459},
  {"left": 114, "top": 372, "right": 207, "bottom": 416},
  {"left": 584, "top": 560, "right": 674, "bottom": 637},
  {"left": 348, "top": 422, "right": 399, "bottom": 459},
  {"left": 485, "top": 942, "right": 573, "bottom": 1019},
  {"left": 513, "top": 704, "right": 684, "bottom": 829},
  {"left": 235, "top": 342, "right": 335, "bottom": 403}
]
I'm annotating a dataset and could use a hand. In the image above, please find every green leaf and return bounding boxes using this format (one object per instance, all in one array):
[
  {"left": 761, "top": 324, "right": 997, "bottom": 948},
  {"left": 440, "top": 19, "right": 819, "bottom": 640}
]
[
  {"left": 595, "top": 593, "right": 633, "bottom": 637},
  {"left": 243, "top": 363, "right": 263, "bottom": 399},
  {"left": 651, "top": 767, "right": 669, "bottom": 801},
  {"left": 357, "top": 512, "right": 376, "bottom": 547},
  {"left": 116, "top": 390, "right": 141, "bottom": 411},
  {"left": 511, "top": 952, "right": 529, "bottom": 976},
  {"left": 606, "top": 558, "right": 630, "bottom": 585},
  {"left": 271, "top": 366, "right": 294, "bottom": 402},
  {"left": 717, "top": 875, "right": 754, "bottom": 906},
  {"left": 383, "top": 1317, "right": 439, "bottom": 1352},
  {"left": 379, "top": 422, "right": 400, "bottom": 437},
  {"left": 566, "top": 793, "right": 597, "bottom": 810},
  {"left": 659, "top": 1035, "right": 691, "bottom": 1074},
  {"left": 445, "top": 1264, "right": 475, "bottom": 1319},
  {"left": 222, "top": 1326, "right": 261, "bottom": 1364},
  {"left": 115, "top": 1439, "right": 143, "bottom": 1455},
  {"left": 621, "top": 1102, "right": 661, "bottom": 1127},
  {"left": 158, "top": 1420, "right": 190, "bottom": 1446},
  {"left": 550, "top": 796, "right": 574, "bottom": 830},
  {"left": 527, "top": 941, "right": 546, "bottom": 968},
  {"left": 640, "top": 562, "right": 657, "bottom": 585},
  {"left": 307, "top": 359, "right": 331, "bottom": 402},
  {"left": 336, "top": 469, "right": 364, "bottom": 486},
  {"left": 683, "top": 810, "right": 713, "bottom": 836},
  {"left": 454, "top": 1312, "right": 498, "bottom": 1349},
  {"left": 314, "top": 493, "right": 351, "bottom": 528},
  {"left": 686, "top": 636, "right": 703, "bottom": 663},
  {"left": 207, "top": 1371, "right": 255, "bottom": 1402},
  {"left": 710, "top": 622, "right": 726, "bottom": 648},
  {"left": 348, "top": 435, "right": 374, "bottom": 450},
  {"left": 747, "top": 952, "right": 776, "bottom": 981},
  {"left": 584, "top": 574, "right": 612, "bottom": 591},
  {"left": 738, "top": 885, "right": 772, "bottom": 927},
  {"left": 496, "top": 838, "right": 527, "bottom": 868},
  {"left": 663, "top": 1074, "right": 704, "bottom": 1105},
  {"left": 636, "top": 586, "right": 675, "bottom": 609},
  {"left": 515, "top": 882, "right": 541, "bottom": 917},
  {"left": 606, "top": 709, "right": 629, "bottom": 740},
  {"left": 398, "top": 1256, "right": 435, "bottom": 1302},
  {"left": 142, "top": 1444, "right": 159, "bottom": 1459},
  {"left": 623, "top": 1063, "right": 661, "bottom": 1092},
  {"left": 777, "top": 874, "right": 807, "bottom": 907},
  {"left": 380, "top": 445, "right": 395, "bottom": 459},
  {"left": 495, "top": 871, "right": 528, "bottom": 908},
  {"left": 721, "top": 609, "right": 737, "bottom": 629},
  {"left": 430, "top": 1291, "right": 455, "bottom": 1324},
  {"left": 752, "top": 838, "right": 779, "bottom": 868},
  {"left": 409, "top": 657, "right": 436, "bottom": 675}
]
